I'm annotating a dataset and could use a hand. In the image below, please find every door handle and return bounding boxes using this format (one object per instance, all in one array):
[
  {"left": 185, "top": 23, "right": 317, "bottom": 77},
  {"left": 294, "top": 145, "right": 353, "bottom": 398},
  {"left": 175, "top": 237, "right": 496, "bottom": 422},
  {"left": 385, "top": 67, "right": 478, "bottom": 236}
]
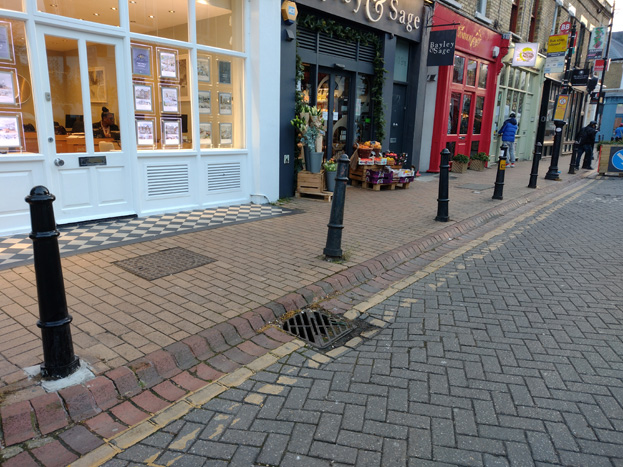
[
  {"left": 54, "top": 158, "right": 65, "bottom": 167},
  {"left": 392, "top": 123, "right": 398, "bottom": 127}
]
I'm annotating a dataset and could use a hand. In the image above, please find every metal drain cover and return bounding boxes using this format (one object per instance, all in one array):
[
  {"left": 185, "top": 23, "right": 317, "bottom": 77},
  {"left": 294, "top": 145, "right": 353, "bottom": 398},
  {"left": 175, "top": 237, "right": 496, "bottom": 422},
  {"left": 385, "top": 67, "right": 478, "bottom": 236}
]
[
  {"left": 282, "top": 310, "right": 355, "bottom": 349},
  {"left": 114, "top": 247, "right": 215, "bottom": 280}
]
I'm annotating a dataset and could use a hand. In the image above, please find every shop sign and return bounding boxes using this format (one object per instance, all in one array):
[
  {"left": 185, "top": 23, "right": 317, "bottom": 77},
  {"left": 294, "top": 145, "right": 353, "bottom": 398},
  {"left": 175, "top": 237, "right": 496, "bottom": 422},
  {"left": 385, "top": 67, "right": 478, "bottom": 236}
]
[
  {"left": 594, "top": 59, "right": 609, "bottom": 73},
  {"left": 544, "top": 34, "right": 567, "bottom": 73},
  {"left": 569, "top": 68, "right": 589, "bottom": 86},
  {"left": 559, "top": 21, "right": 571, "bottom": 35},
  {"left": 587, "top": 26, "right": 607, "bottom": 60},
  {"left": 553, "top": 94, "right": 569, "bottom": 120},
  {"left": 296, "top": 0, "right": 425, "bottom": 42},
  {"left": 511, "top": 42, "right": 538, "bottom": 67},
  {"left": 427, "top": 29, "right": 456, "bottom": 66}
]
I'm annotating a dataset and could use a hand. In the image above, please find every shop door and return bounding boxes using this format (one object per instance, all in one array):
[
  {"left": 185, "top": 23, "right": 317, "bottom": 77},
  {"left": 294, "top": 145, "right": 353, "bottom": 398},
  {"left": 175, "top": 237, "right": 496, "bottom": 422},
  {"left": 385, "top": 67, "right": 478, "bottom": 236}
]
[
  {"left": 446, "top": 91, "right": 474, "bottom": 157},
  {"left": 390, "top": 84, "right": 407, "bottom": 154},
  {"left": 36, "top": 26, "right": 133, "bottom": 225},
  {"left": 317, "top": 70, "right": 352, "bottom": 160}
]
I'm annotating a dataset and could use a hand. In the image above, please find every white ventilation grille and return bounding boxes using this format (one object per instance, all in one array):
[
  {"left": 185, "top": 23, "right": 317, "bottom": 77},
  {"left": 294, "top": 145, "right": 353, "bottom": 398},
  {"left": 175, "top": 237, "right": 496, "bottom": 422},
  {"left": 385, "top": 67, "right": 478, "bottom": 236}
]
[
  {"left": 207, "top": 162, "right": 241, "bottom": 192},
  {"left": 146, "top": 164, "right": 189, "bottom": 197}
]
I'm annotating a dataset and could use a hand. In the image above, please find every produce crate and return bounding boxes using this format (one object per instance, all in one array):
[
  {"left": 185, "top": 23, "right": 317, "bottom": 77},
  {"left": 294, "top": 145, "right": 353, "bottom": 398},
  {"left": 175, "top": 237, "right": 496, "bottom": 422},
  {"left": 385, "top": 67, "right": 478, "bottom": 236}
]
[{"left": 296, "top": 170, "right": 333, "bottom": 202}]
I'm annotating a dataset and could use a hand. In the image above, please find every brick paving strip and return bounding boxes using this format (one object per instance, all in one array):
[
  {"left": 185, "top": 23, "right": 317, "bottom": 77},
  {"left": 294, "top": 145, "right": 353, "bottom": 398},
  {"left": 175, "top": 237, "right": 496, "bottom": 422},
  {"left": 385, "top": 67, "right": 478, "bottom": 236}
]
[{"left": 0, "top": 172, "right": 593, "bottom": 466}]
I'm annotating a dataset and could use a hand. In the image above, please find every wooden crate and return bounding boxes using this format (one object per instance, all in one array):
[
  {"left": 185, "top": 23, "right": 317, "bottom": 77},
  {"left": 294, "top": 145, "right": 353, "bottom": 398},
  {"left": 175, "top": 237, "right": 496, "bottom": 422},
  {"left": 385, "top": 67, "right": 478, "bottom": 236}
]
[{"left": 296, "top": 170, "right": 333, "bottom": 202}]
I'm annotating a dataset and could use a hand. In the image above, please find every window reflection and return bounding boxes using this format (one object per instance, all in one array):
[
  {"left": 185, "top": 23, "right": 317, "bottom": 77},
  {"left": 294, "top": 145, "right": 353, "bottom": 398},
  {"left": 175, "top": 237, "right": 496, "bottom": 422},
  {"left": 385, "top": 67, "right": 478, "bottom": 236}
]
[
  {"left": 453, "top": 55, "right": 464, "bottom": 84},
  {"left": 466, "top": 60, "right": 476, "bottom": 86},
  {"left": 0, "top": 0, "right": 22, "bottom": 11},
  {"left": 37, "top": 0, "right": 120, "bottom": 27},
  {"left": 460, "top": 94, "right": 471, "bottom": 134},
  {"left": 478, "top": 63, "right": 488, "bottom": 88},
  {"left": 129, "top": 0, "right": 188, "bottom": 42},
  {"left": 473, "top": 96, "right": 484, "bottom": 134},
  {"left": 448, "top": 92, "right": 460, "bottom": 134},
  {"left": 196, "top": 0, "right": 244, "bottom": 52}
]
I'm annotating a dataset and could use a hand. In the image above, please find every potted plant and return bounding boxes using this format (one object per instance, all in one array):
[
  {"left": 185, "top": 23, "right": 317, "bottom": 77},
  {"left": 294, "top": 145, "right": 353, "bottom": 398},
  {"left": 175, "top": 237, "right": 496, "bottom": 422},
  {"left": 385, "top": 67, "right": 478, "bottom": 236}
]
[
  {"left": 323, "top": 157, "right": 337, "bottom": 191},
  {"left": 451, "top": 153, "right": 469, "bottom": 173},
  {"left": 292, "top": 104, "right": 325, "bottom": 173},
  {"left": 469, "top": 152, "right": 489, "bottom": 171}
]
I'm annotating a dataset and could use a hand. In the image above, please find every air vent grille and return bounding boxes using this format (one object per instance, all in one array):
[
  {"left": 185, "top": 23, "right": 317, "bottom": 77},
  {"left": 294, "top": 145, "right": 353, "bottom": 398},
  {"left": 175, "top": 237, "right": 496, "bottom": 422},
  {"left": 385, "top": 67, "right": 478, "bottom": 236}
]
[
  {"left": 207, "top": 162, "right": 241, "bottom": 192},
  {"left": 319, "top": 33, "right": 358, "bottom": 60},
  {"left": 146, "top": 164, "right": 189, "bottom": 197}
]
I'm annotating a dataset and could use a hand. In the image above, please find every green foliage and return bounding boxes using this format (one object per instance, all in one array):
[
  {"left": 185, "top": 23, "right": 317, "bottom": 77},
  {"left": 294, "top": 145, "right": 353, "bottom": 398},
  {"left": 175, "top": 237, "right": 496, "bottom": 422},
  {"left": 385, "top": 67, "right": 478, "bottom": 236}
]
[
  {"left": 472, "top": 152, "right": 490, "bottom": 161},
  {"left": 452, "top": 154, "right": 469, "bottom": 163}
]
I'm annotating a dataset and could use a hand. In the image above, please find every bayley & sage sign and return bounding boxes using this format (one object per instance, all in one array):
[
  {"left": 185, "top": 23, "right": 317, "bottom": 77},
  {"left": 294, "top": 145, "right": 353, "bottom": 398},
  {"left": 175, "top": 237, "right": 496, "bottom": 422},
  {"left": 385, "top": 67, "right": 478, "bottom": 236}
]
[
  {"left": 427, "top": 29, "right": 456, "bottom": 66},
  {"left": 296, "top": 0, "right": 426, "bottom": 42}
]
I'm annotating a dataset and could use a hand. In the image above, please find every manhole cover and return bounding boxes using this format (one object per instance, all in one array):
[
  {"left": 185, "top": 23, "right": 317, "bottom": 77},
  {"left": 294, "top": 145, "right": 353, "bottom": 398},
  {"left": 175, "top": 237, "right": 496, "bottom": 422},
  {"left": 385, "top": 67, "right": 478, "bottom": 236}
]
[
  {"left": 114, "top": 247, "right": 215, "bottom": 280},
  {"left": 282, "top": 310, "right": 355, "bottom": 349}
]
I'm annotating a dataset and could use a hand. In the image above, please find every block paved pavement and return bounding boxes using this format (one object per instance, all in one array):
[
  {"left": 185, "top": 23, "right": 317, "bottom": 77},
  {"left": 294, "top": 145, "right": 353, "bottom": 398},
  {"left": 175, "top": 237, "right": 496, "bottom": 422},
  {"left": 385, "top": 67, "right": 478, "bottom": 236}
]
[
  {"left": 0, "top": 156, "right": 604, "bottom": 463},
  {"left": 94, "top": 173, "right": 623, "bottom": 466}
]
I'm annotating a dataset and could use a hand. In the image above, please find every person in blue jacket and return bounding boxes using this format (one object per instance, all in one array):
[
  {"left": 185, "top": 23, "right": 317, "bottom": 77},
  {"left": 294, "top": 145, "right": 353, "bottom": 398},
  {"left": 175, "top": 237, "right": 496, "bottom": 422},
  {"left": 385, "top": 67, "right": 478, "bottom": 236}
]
[
  {"left": 498, "top": 112, "right": 519, "bottom": 167},
  {"left": 614, "top": 123, "right": 623, "bottom": 141}
]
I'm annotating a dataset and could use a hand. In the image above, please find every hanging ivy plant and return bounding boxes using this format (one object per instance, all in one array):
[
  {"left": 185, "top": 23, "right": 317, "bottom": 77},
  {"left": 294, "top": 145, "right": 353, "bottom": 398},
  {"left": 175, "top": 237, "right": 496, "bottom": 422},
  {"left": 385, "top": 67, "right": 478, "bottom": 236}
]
[{"left": 296, "top": 11, "right": 387, "bottom": 143}]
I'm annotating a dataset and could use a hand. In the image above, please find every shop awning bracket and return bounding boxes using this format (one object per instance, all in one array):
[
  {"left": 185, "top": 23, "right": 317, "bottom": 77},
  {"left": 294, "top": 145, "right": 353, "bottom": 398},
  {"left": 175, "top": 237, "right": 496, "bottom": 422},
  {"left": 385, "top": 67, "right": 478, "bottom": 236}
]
[{"left": 425, "top": 21, "right": 459, "bottom": 28}]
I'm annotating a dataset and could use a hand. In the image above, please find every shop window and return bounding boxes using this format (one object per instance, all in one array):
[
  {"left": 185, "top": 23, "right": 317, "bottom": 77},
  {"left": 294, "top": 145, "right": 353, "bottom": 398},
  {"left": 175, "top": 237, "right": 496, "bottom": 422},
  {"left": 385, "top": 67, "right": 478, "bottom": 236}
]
[
  {"left": 129, "top": 0, "right": 188, "bottom": 42},
  {"left": 519, "top": 71, "right": 526, "bottom": 89},
  {"left": 478, "top": 63, "right": 488, "bottom": 88},
  {"left": 448, "top": 92, "right": 460, "bottom": 135},
  {"left": 196, "top": 0, "right": 244, "bottom": 53},
  {"left": 0, "top": 0, "right": 22, "bottom": 12},
  {"left": 466, "top": 60, "right": 477, "bottom": 87},
  {"left": 452, "top": 55, "right": 464, "bottom": 84},
  {"left": 87, "top": 42, "right": 120, "bottom": 150},
  {"left": 470, "top": 141, "right": 479, "bottom": 158},
  {"left": 473, "top": 96, "right": 484, "bottom": 135},
  {"left": 460, "top": 94, "right": 471, "bottom": 134},
  {"left": 514, "top": 70, "right": 521, "bottom": 89},
  {"left": 37, "top": 0, "right": 120, "bottom": 27},
  {"left": 0, "top": 19, "right": 37, "bottom": 153},
  {"left": 445, "top": 141, "right": 455, "bottom": 157},
  {"left": 355, "top": 74, "right": 372, "bottom": 144},
  {"left": 393, "top": 39, "right": 409, "bottom": 83}
]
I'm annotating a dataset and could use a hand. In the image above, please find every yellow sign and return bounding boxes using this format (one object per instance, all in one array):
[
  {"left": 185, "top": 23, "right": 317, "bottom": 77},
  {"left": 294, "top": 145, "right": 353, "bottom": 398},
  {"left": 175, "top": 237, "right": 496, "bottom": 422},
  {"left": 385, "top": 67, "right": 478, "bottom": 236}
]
[
  {"left": 499, "top": 159, "right": 506, "bottom": 170},
  {"left": 547, "top": 34, "right": 569, "bottom": 54},
  {"left": 554, "top": 94, "right": 569, "bottom": 120}
]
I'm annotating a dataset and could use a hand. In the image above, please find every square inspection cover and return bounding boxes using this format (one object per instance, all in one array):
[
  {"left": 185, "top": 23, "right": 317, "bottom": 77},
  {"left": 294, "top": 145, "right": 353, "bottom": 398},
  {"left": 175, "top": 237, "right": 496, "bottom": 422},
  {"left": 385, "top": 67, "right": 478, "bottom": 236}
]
[{"left": 114, "top": 247, "right": 215, "bottom": 280}]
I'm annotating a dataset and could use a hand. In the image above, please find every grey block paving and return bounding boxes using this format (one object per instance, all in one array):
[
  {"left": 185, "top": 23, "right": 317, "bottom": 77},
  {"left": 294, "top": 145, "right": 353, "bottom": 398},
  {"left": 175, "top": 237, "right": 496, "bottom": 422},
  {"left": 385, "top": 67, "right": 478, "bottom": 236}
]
[{"left": 109, "top": 179, "right": 623, "bottom": 465}]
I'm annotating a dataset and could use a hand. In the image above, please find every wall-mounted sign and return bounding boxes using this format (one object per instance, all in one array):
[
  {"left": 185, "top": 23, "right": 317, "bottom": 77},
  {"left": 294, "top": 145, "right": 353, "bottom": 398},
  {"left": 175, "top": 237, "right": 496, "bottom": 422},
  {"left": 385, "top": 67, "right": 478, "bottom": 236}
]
[
  {"left": 588, "top": 26, "right": 607, "bottom": 60},
  {"left": 296, "top": 0, "right": 425, "bottom": 42},
  {"left": 281, "top": 1, "right": 297, "bottom": 24},
  {"left": 594, "top": 59, "right": 609, "bottom": 73},
  {"left": 544, "top": 34, "right": 567, "bottom": 73},
  {"left": 511, "top": 42, "right": 538, "bottom": 67},
  {"left": 559, "top": 21, "right": 571, "bottom": 35},
  {"left": 569, "top": 68, "right": 589, "bottom": 86},
  {"left": 427, "top": 29, "right": 456, "bottom": 66}
]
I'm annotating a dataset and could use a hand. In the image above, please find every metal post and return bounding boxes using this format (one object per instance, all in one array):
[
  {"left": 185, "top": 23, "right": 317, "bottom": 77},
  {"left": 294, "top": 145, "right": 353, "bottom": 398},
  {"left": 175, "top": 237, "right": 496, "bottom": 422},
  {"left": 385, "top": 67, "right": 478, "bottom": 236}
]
[
  {"left": 324, "top": 154, "right": 350, "bottom": 259},
  {"left": 492, "top": 144, "right": 508, "bottom": 200},
  {"left": 545, "top": 120, "right": 566, "bottom": 180},
  {"left": 528, "top": 142, "right": 542, "bottom": 188},
  {"left": 25, "top": 186, "right": 79, "bottom": 379},
  {"left": 569, "top": 140, "right": 579, "bottom": 174},
  {"left": 435, "top": 149, "right": 450, "bottom": 222}
]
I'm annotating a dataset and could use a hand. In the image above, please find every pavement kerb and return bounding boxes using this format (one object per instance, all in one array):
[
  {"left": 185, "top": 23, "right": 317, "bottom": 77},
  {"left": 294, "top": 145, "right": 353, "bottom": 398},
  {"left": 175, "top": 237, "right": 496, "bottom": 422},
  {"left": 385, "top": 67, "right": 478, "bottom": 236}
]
[
  {"left": 0, "top": 169, "right": 594, "bottom": 464},
  {"left": 66, "top": 173, "right": 593, "bottom": 467}
]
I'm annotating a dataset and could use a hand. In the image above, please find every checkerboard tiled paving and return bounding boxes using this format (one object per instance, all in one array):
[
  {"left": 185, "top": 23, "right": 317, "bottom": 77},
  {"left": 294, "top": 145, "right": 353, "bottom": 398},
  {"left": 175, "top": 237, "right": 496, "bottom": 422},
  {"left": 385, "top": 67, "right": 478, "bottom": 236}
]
[{"left": 0, "top": 204, "right": 295, "bottom": 270}]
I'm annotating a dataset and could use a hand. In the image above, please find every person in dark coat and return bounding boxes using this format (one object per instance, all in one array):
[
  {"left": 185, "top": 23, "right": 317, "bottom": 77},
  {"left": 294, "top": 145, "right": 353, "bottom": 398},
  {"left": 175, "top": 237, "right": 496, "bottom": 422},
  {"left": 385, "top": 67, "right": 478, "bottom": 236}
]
[
  {"left": 93, "top": 107, "right": 119, "bottom": 138},
  {"left": 498, "top": 112, "right": 519, "bottom": 167},
  {"left": 575, "top": 121, "right": 598, "bottom": 170}
]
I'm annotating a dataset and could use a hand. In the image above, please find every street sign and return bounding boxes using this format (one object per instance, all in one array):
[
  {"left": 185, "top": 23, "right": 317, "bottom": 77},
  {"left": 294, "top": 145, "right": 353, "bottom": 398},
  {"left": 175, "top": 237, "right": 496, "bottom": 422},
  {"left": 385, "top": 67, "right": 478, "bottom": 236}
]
[
  {"left": 554, "top": 95, "right": 569, "bottom": 120},
  {"left": 559, "top": 21, "right": 571, "bottom": 35},
  {"left": 595, "top": 59, "right": 609, "bottom": 73},
  {"left": 544, "top": 34, "right": 567, "bottom": 73}
]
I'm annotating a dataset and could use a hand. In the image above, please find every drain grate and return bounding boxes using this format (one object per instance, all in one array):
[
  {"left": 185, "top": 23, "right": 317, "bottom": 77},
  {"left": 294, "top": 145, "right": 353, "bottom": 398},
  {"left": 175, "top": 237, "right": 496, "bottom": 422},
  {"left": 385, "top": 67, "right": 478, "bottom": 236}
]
[
  {"left": 114, "top": 247, "right": 215, "bottom": 280},
  {"left": 282, "top": 310, "right": 355, "bottom": 349}
]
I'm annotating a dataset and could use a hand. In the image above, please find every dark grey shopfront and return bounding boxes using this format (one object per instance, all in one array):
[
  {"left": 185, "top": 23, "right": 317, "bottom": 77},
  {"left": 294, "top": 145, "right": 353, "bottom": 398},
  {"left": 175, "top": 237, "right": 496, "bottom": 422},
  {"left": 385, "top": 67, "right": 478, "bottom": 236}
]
[{"left": 279, "top": 0, "right": 429, "bottom": 198}]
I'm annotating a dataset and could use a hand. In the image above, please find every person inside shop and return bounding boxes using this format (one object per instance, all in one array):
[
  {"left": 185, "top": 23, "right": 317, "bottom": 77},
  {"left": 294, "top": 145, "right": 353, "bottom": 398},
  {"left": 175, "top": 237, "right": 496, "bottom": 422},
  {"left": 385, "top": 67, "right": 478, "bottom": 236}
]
[
  {"left": 575, "top": 121, "right": 598, "bottom": 170},
  {"left": 93, "top": 107, "right": 119, "bottom": 138},
  {"left": 497, "top": 112, "right": 518, "bottom": 167},
  {"left": 615, "top": 123, "right": 623, "bottom": 142}
]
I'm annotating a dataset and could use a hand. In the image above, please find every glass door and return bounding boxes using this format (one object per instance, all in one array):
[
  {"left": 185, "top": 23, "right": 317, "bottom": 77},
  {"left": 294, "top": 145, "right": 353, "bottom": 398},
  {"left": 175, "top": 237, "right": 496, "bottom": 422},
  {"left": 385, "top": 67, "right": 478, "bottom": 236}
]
[
  {"left": 37, "top": 26, "right": 133, "bottom": 224},
  {"left": 317, "top": 69, "right": 352, "bottom": 160}
]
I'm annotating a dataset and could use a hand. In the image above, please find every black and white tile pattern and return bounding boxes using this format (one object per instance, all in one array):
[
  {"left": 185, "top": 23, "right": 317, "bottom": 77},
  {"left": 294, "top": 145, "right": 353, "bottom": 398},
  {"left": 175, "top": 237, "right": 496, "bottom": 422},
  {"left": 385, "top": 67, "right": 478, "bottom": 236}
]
[{"left": 0, "top": 204, "right": 296, "bottom": 270}]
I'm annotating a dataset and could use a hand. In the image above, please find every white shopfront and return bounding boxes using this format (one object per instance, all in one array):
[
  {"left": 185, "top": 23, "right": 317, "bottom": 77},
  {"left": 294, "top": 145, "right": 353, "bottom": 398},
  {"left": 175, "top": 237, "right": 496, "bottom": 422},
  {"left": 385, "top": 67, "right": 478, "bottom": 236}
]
[{"left": 0, "top": 0, "right": 280, "bottom": 235}]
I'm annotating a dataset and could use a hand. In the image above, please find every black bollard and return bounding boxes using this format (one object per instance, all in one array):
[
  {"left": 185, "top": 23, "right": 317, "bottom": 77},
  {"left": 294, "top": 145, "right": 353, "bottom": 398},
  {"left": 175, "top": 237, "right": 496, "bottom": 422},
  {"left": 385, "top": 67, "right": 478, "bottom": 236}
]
[
  {"left": 26, "top": 186, "right": 80, "bottom": 379},
  {"left": 492, "top": 144, "right": 508, "bottom": 200},
  {"left": 568, "top": 140, "right": 579, "bottom": 174},
  {"left": 435, "top": 148, "right": 450, "bottom": 222},
  {"left": 545, "top": 120, "right": 566, "bottom": 180},
  {"left": 528, "top": 142, "right": 542, "bottom": 188},
  {"left": 324, "top": 154, "right": 350, "bottom": 259}
]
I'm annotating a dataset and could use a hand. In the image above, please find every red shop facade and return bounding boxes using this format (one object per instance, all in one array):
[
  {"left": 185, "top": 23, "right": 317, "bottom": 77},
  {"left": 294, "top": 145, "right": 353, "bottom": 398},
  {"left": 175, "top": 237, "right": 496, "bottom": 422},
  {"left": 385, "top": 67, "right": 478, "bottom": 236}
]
[{"left": 429, "top": 5, "right": 509, "bottom": 172}]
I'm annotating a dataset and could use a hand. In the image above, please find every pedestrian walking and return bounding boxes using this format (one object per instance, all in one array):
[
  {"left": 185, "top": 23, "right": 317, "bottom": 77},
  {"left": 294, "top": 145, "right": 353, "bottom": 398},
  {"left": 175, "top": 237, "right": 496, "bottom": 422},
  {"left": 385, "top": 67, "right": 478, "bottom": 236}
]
[
  {"left": 615, "top": 123, "right": 623, "bottom": 142},
  {"left": 575, "top": 121, "right": 598, "bottom": 170},
  {"left": 498, "top": 112, "right": 519, "bottom": 167}
]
